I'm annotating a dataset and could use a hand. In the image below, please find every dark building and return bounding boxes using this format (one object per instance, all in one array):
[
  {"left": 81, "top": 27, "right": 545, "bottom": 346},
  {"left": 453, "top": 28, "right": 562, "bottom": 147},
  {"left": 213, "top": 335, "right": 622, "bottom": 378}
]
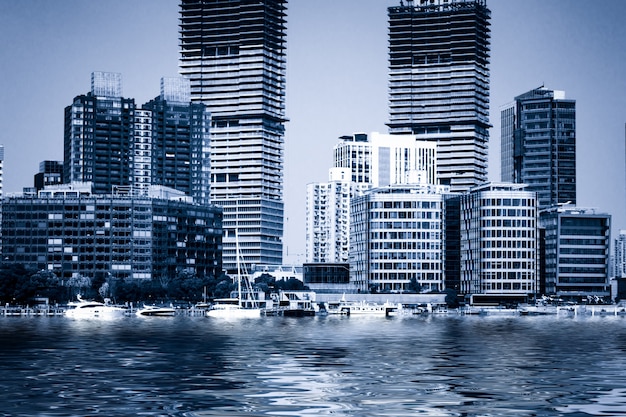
[
  {"left": 541, "top": 207, "right": 610, "bottom": 300},
  {"left": 501, "top": 87, "right": 576, "bottom": 209},
  {"left": 443, "top": 194, "right": 461, "bottom": 293},
  {"left": 387, "top": 0, "right": 491, "bottom": 192},
  {"left": 1, "top": 191, "right": 223, "bottom": 282},
  {"left": 179, "top": 0, "right": 287, "bottom": 272},
  {"left": 143, "top": 77, "right": 211, "bottom": 205},
  {"left": 34, "top": 161, "right": 63, "bottom": 191},
  {"left": 64, "top": 72, "right": 135, "bottom": 195}
]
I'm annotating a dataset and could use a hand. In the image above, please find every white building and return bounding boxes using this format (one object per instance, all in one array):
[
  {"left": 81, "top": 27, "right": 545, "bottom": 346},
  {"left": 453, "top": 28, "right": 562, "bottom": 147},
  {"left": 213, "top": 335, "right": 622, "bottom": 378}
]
[
  {"left": 307, "top": 133, "right": 438, "bottom": 264},
  {"left": 350, "top": 184, "right": 448, "bottom": 293},
  {"left": 306, "top": 168, "right": 366, "bottom": 263},
  {"left": 614, "top": 230, "right": 626, "bottom": 279},
  {"left": 460, "top": 183, "right": 539, "bottom": 298}
]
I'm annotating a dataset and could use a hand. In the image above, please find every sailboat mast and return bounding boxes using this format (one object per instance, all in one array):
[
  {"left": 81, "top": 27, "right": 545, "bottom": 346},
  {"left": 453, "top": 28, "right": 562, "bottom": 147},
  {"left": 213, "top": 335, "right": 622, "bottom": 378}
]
[{"left": 236, "top": 230, "right": 242, "bottom": 307}]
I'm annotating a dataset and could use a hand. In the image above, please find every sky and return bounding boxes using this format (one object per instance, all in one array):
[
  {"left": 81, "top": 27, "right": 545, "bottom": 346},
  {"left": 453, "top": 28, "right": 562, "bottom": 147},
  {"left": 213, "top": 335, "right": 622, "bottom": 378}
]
[{"left": 1, "top": 0, "right": 625, "bottom": 264}]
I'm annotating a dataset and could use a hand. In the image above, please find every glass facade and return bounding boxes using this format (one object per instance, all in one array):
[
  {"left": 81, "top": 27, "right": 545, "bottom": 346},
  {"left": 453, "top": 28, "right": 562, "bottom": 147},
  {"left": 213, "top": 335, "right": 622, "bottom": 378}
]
[
  {"left": 541, "top": 208, "right": 610, "bottom": 299},
  {"left": 1, "top": 195, "right": 223, "bottom": 282},
  {"left": 501, "top": 87, "right": 576, "bottom": 209}
]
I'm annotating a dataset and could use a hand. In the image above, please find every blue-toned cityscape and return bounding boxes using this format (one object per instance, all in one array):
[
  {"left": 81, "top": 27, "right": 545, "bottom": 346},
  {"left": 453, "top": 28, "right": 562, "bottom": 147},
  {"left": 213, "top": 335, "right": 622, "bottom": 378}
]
[{"left": 0, "top": 0, "right": 625, "bottom": 311}]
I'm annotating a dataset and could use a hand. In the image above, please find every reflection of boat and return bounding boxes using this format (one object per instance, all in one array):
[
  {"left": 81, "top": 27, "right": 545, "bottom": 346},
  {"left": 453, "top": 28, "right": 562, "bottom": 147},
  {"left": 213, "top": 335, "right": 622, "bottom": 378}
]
[
  {"left": 207, "top": 231, "right": 261, "bottom": 319},
  {"left": 135, "top": 304, "right": 176, "bottom": 317},
  {"left": 65, "top": 295, "right": 127, "bottom": 319}
]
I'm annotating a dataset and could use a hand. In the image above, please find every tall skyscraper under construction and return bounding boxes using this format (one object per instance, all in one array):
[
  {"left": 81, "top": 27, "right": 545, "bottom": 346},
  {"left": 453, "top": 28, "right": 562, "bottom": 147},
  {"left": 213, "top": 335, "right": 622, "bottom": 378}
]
[
  {"left": 387, "top": 0, "right": 491, "bottom": 192},
  {"left": 179, "top": 0, "right": 287, "bottom": 272}
]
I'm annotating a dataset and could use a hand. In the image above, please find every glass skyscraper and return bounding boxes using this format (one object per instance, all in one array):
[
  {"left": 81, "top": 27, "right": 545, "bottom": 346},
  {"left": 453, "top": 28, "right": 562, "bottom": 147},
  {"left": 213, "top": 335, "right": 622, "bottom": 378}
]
[
  {"left": 179, "top": 0, "right": 287, "bottom": 272},
  {"left": 501, "top": 87, "right": 576, "bottom": 210},
  {"left": 387, "top": 0, "right": 491, "bottom": 192}
]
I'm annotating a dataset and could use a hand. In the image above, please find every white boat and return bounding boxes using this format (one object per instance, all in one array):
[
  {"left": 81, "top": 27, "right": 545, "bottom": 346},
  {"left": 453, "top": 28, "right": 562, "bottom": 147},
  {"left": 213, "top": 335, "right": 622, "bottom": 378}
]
[
  {"left": 207, "top": 298, "right": 262, "bottom": 318},
  {"left": 135, "top": 304, "right": 176, "bottom": 317},
  {"left": 207, "top": 231, "right": 261, "bottom": 319},
  {"left": 341, "top": 300, "right": 397, "bottom": 316},
  {"left": 323, "top": 296, "right": 396, "bottom": 316},
  {"left": 65, "top": 295, "right": 127, "bottom": 319}
]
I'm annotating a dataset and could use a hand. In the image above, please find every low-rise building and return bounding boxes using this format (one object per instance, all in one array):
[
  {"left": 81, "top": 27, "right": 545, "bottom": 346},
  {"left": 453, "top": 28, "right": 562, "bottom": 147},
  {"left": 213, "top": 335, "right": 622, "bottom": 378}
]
[
  {"left": 460, "top": 183, "right": 539, "bottom": 303},
  {"left": 540, "top": 206, "right": 611, "bottom": 300},
  {"left": 1, "top": 189, "right": 222, "bottom": 282},
  {"left": 350, "top": 184, "right": 448, "bottom": 293}
]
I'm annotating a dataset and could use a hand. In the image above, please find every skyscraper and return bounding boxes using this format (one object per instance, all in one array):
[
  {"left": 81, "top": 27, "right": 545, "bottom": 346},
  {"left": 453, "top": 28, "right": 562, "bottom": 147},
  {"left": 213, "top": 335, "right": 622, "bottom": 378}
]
[
  {"left": 501, "top": 87, "right": 576, "bottom": 210},
  {"left": 387, "top": 0, "right": 491, "bottom": 192},
  {"left": 143, "top": 77, "right": 211, "bottom": 205},
  {"left": 179, "top": 0, "right": 287, "bottom": 272},
  {"left": 64, "top": 72, "right": 136, "bottom": 194}
]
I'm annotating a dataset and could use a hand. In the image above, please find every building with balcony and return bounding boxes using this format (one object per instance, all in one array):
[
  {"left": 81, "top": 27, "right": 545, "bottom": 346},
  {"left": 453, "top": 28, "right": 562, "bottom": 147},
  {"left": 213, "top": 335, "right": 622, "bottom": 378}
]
[
  {"left": 142, "top": 77, "right": 211, "bottom": 205},
  {"left": 179, "top": 0, "right": 287, "bottom": 272},
  {"left": 64, "top": 72, "right": 135, "bottom": 195},
  {"left": 387, "top": 0, "right": 491, "bottom": 192}
]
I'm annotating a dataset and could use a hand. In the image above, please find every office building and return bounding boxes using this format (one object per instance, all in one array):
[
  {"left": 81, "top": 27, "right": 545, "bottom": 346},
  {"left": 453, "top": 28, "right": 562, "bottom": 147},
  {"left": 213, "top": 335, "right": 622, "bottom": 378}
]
[
  {"left": 350, "top": 184, "right": 448, "bottom": 293},
  {"left": 460, "top": 183, "right": 539, "bottom": 303},
  {"left": 64, "top": 72, "right": 136, "bottom": 195},
  {"left": 541, "top": 207, "right": 611, "bottom": 300},
  {"left": 179, "top": 0, "right": 287, "bottom": 272},
  {"left": 1, "top": 188, "right": 223, "bottom": 282},
  {"left": 142, "top": 77, "right": 211, "bottom": 204},
  {"left": 387, "top": 0, "right": 491, "bottom": 192},
  {"left": 501, "top": 87, "right": 576, "bottom": 209}
]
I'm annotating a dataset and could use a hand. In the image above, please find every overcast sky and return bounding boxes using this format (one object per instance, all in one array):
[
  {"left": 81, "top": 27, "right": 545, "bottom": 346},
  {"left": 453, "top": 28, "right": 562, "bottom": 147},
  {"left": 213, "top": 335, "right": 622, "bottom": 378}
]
[{"left": 1, "top": 0, "right": 625, "bottom": 263}]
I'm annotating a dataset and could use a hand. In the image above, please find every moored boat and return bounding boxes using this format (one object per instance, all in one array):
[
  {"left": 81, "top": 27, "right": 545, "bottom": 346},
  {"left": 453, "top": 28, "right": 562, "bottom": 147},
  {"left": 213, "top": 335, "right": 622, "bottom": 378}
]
[
  {"left": 65, "top": 295, "right": 127, "bottom": 319},
  {"left": 135, "top": 304, "right": 176, "bottom": 317}
]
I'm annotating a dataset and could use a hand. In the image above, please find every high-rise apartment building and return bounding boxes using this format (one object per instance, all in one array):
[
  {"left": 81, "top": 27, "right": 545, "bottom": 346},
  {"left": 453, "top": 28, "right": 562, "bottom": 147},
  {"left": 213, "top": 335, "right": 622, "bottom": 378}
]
[
  {"left": 143, "top": 77, "right": 211, "bottom": 205},
  {"left": 64, "top": 72, "right": 136, "bottom": 195},
  {"left": 306, "top": 168, "right": 356, "bottom": 264},
  {"left": 179, "top": 0, "right": 287, "bottom": 272},
  {"left": 501, "top": 87, "right": 576, "bottom": 209},
  {"left": 387, "top": 0, "right": 491, "bottom": 192}
]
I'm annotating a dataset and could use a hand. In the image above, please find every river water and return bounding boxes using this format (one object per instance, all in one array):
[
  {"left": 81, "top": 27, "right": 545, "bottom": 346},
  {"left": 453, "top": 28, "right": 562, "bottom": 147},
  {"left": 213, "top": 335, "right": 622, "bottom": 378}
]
[{"left": 2, "top": 314, "right": 626, "bottom": 416}]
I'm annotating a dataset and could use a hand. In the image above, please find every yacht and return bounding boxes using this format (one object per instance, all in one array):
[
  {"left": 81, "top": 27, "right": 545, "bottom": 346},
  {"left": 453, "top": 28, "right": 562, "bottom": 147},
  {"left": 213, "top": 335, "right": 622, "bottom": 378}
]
[
  {"left": 65, "top": 295, "right": 127, "bottom": 319},
  {"left": 135, "top": 304, "right": 176, "bottom": 317}
]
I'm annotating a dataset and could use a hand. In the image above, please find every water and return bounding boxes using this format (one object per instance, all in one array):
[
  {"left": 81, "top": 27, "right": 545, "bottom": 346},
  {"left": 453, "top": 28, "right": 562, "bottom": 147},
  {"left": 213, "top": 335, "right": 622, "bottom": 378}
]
[{"left": 3, "top": 314, "right": 626, "bottom": 416}]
